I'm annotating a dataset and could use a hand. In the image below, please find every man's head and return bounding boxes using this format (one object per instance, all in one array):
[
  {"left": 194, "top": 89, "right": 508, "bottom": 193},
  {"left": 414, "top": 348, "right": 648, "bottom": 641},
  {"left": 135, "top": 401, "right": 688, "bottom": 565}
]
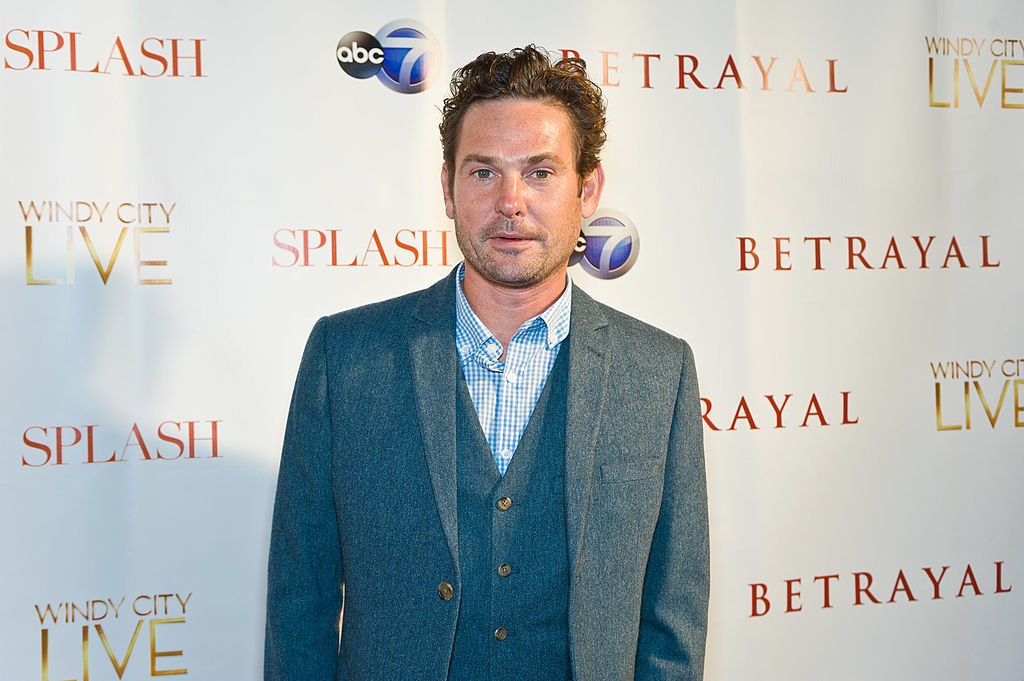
[
  {"left": 438, "top": 47, "right": 608, "bottom": 294},
  {"left": 439, "top": 45, "right": 607, "bottom": 194}
]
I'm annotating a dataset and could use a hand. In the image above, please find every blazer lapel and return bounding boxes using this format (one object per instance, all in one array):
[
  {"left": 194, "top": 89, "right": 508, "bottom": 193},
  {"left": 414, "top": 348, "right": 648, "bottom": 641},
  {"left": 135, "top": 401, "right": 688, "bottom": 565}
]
[
  {"left": 409, "top": 271, "right": 461, "bottom": 573},
  {"left": 564, "top": 285, "right": 611, "bottom": 582}
]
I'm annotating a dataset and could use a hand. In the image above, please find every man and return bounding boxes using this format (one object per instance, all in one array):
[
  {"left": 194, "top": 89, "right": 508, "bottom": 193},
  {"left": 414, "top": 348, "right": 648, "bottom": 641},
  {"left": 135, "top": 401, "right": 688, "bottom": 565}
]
[{"left": 265, "top": 46, "right": 709, "bottom": 681}]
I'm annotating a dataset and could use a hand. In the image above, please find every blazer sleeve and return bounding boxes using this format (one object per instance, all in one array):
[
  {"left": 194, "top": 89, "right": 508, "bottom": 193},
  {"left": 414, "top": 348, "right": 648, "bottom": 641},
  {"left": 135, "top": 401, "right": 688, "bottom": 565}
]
[
  {"left": 265, "top": 318, "right": 346, "bottom": 681},
  {"left": 635, "top": 340, "right": 710, "bottom": 680}
]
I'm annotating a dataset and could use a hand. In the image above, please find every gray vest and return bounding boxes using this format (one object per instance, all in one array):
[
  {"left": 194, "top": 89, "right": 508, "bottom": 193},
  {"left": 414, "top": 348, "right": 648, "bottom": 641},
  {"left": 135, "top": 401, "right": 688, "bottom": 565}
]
[{"left": 448, "top": 347, "right": 571, "bottom": 681}]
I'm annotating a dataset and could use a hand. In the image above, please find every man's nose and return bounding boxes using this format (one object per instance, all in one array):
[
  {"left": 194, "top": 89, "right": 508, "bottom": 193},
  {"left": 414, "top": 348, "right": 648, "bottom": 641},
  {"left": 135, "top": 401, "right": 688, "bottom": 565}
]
[{"left": 496, "top": 175, "right": 525, "bottom": 218}]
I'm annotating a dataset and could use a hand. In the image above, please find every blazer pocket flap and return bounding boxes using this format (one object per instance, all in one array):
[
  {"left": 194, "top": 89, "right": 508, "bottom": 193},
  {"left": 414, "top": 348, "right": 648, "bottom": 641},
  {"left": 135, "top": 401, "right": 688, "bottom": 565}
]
[{"left": 600, "top": 458, "right": 664, "bottom": 483}]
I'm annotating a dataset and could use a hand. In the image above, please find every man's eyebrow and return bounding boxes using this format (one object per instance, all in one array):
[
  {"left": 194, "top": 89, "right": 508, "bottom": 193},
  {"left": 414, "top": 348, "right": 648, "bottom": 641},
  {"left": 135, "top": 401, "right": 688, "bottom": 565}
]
[
  {"left": 458, "top": 153, "right": 565, "bottom": 171},
  {"left": 459, "top": 154, "right": 498, "bottom": 169}
]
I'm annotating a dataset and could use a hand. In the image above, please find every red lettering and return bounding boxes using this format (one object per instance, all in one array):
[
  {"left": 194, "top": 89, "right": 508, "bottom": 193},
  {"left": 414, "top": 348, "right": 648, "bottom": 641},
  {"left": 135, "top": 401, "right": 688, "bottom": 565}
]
[
  {"left": 421, "top": 230, "right": 450, "bottom": 267},
  {"left": 56, "top": 426, "right": 83, "bottom": 465},
  {"left": 813, "top": 574, "right": 840, "bottom": 608},
  {"left": 942, "top": 237, "right": 967, "bottom": 269},
  {"left": 765, "top": 394, "right": 792, "bottom": 428},
  {"left": 846, "top": 236, "right": 873, "bottom": 269},
  {"left": 888, "top": 570, "right": 917, "bottom": 603},
  {"left": 600, "top": 51, "right": 619, "bottom": 87},
  {"left": 121, "top": 422, "right": 152, "bottom": 460},
  {"left": 699, "top": 398, "right": 719, "bottom": 431},
  {"left": 157, "top": 421, "right": 185, "bottom": 460},
  {"left": 774, "top": 237, "right": 791, "bottom": 271},
  {"left": 738, "top": 237, "right": 759, "bottom": 271},
  {"left": 83, "top": 425, "right": 111, "bottom": 463},
  {"left": 752, "top": 55, "right": 777, "bottom": 90},
  {"left": 361, "top": 229, "right": 390, "bottom": 266},
  {"left": 102, "top": 36, "right": 136, "bottom": 76},
  {"left": 785, "top": 58, "right": 814, "bottom": 92},
  {"left": 803, "top": 236, "right": 831, "bottom": 270},
  {"left": 394, "top": 229, "right": 419, "bottom": 267},
  {"left": 186, "top": 420, "right": 221, "bottom": 458},
  {"left": 675, "top": 54, "right": 707, "bottom": 89},
  {"left": 922, "top": 565, "right": 949, "bottom": 599},
  {"left": 4, "top": 29, "right": 34, "bottom": 70},
  {"left": 328, "top": 229, "right": 344, "bottom": 266},
  {"left": 911, "top": 235, "right": 935, "bottom": 268},
  {"left": 35, "top": 30, "right": 65, "bottom": 71},
  {"left": 800, "top": 393, "right": 828, "bottom": 427},
  {"left": 956, "top": 564, "right": 982, "bottom": 597},
  {"left": 879, "top": 237, "right": 905, "bottom": 269},
  {"left": 272, "top": 229, "right": 300, "bottom": 267},
  {"left": 980, "top": 235, "right": 1000, "bottom": 267},
  {"left": 715, "top": 54, "right": 744, "bottom": 89},
  {"left": 841, "top": 391, "right": 859, "bottom": 425},
  {"left": 750, "top": 583, "right": 770, "bottom": 617},
  {"left": 170, "top": 38, "right": 205, "bottom": 77},
  {"left": 995, "top": 561, "right": 1013, "bottom": 593},
  {"left": 785, "top": 578, "right": 802, "bottom": 612},
  {"left": 21, "top": 426, "right": 53, "bottom": 466},
  {"left": 632, "top": 53, "right": 661, "bottom": 89},
  {"left": 67, "top": 32, "right": 99, "bottom": 73},
  {"left": 140, "top": 37, "right": 168, "bottom": 77},
  {"left": 853, "top": 571, "right": 881, "bottom": 605},
  {"left": 729, "top": 396, "right": 758, "bottom": 431},
  {"left": 301, "top": 230, "right": 327, "bottom": 267},
  {"left": 827, "top": 59, "right": 847, "bottom": 93}
]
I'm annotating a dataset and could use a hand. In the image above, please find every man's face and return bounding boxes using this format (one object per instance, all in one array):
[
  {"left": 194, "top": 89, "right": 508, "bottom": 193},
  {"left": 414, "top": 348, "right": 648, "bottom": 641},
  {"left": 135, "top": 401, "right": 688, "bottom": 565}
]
[{"left": 441, "top": 98, "right": 603, "bottom": 291}]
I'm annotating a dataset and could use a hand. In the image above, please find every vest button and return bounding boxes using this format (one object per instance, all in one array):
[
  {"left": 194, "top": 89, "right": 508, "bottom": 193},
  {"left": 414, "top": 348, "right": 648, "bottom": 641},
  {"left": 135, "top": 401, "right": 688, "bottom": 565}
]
[
  {"left": 497, "top": 563, "right": 512, "bottom": 578},
  {"left": 494, "top": 626, "right": 508, "bottom": 641},
  {"left": 437, "top": 582, "right": 454, "bottom": 601},
  {"left": 497, "top": 496, "right": 512, "bottom": 511}
]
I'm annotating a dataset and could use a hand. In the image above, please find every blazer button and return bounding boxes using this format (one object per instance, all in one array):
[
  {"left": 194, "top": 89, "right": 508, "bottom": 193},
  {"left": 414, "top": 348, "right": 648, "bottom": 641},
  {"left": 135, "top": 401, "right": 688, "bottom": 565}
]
[
  {"left": 494, "top": 626, "right": 508, "bottom": 641},
  {"left": 497, "top": 563, "right": 512, "bottom": 578},
  {"left": 497, "top": 496, "right": 512, "bottom": 511},
  {"left": 437, "top": 582, "right": 454, "bottom": 601}
]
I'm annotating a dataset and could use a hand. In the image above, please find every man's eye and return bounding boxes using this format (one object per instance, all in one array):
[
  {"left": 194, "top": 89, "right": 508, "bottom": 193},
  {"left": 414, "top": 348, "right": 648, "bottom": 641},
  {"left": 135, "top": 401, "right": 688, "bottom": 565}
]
[
  {"left": 472, "top": 169, "right": 493, "bottom": 179},
  {"left": 532, "top": 170, "right": 551, "bottom": 179}
]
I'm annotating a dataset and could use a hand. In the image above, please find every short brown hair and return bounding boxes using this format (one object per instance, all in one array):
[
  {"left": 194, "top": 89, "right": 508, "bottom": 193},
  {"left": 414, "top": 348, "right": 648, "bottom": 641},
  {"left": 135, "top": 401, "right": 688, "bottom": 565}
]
[{"left": 439, "top": 45, "right": 607, "bottom": 192}]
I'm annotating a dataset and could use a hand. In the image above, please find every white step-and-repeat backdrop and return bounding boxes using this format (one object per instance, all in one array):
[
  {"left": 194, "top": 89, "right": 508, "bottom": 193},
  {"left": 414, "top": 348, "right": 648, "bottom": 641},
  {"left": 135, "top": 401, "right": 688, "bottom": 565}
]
[{"left": 2, "top": 1, "right": 1021, "bottom": 679}]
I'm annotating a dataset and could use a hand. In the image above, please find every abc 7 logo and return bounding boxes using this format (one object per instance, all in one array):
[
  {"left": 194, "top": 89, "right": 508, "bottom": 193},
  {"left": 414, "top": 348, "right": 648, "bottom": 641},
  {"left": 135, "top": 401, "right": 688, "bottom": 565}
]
[
  {"left": 570, "top": 210, "right": 639, "bottom": 280},
  {"left": 336, "top": 20, "right": 440, "bottom": 94}
]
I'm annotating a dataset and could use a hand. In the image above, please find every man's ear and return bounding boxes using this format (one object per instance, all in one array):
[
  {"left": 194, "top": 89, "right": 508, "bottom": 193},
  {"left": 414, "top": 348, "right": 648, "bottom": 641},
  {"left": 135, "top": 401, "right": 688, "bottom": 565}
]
[
  {"left": 441, "top": 164, "right": 455, "bottom": 219},
  {"left": 580, "top": 163, "right": 606, "bottom": 219}
]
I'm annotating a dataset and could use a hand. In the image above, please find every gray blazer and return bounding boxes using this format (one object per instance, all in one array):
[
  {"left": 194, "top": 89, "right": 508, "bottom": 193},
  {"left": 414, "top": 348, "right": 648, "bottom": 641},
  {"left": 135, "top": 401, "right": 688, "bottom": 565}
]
[{"left": 265, "top": 269, "right": 709, "bottom": 681}]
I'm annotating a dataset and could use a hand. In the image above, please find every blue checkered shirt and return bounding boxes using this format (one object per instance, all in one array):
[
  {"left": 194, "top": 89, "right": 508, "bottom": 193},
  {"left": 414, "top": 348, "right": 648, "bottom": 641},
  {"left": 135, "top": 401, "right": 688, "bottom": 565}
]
[{"left": 455, "top": 264, "right": 572, "bottom": 476}]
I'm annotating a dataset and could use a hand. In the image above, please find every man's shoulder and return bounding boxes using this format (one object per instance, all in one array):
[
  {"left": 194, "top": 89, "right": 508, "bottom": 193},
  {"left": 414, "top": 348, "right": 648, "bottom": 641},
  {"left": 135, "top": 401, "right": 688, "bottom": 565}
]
[
  {"left": 573, "top": 284, "right": 692, "bottom": 361},
  {"left": 311, "top": 273, "right": 452, "bottom": 347}
]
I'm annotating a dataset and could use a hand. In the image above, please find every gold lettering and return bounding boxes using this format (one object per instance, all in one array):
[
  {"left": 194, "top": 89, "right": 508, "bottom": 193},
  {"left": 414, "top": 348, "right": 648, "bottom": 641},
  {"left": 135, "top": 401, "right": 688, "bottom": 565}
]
[
  {"left": 96, "top": 619, "right": 144, "bottom": 677},
  {"left": 134, "top": 227, "right": 172, "bottom": 285},
  {"left": 149, "top": 618, "right": 187, "bottom": 676},
  {"left": 1001, "top": 59, "right": 1024, "bottom": 108},
  {"left": 935, "top": 382, "right": 961, "bottom": 431},
  {"left": 963, "top": 59, "right": 998, "bottom": 107}
]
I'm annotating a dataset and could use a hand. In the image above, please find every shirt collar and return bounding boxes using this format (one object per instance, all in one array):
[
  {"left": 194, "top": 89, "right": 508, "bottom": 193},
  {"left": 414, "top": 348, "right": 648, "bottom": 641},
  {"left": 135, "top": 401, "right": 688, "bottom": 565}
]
[{"left": 454, "top": 262, "right": 572, "bottom": 355}]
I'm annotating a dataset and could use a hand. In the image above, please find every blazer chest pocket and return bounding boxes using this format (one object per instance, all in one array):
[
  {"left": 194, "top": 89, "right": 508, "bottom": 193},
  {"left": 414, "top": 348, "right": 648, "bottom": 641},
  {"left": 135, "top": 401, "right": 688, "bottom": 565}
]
[
  {"left": 599, "top": 458, "right": 664, "bottom": 484},
  {"left": 594, "top": 459, "right": 665, "bottom": 540}
]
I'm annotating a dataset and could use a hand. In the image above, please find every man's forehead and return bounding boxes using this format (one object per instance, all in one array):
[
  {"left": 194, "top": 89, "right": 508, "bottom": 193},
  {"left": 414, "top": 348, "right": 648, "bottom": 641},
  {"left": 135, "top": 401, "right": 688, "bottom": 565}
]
[{"left": 455, "top": 99, "right": 574, "bottom": 161}]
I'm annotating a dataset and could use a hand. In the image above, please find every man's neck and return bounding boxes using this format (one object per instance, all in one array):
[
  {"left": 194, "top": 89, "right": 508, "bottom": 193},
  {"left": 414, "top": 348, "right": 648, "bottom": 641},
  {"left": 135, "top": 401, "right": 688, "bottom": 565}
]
[{"left": 461, "top": 266, "right": 568, "bottom": 353}]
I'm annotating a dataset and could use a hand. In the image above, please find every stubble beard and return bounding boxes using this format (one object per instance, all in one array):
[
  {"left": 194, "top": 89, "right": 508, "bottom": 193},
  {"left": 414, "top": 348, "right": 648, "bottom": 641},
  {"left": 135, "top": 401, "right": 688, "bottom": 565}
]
[{"left": 454, "top": 215, "right": 577, "bottom": 289}]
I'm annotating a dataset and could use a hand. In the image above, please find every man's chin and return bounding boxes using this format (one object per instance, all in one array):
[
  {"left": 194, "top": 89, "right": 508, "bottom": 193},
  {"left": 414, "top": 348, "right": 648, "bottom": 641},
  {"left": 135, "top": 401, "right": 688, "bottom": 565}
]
[{"left": 473, "top": 262, "right": 565, "bottom": 290}]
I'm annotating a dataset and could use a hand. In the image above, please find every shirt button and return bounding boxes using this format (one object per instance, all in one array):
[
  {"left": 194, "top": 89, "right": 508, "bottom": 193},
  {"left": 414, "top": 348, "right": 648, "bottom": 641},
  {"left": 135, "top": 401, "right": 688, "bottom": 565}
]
[
  {"left": 505, "top": 371, "right": 518, "bottom": 384},
  {"left": 496, "top": 497, "right": 512, "bottom": 511},
  {"left": 437, "top": 582, "right": 454, "bottom": 601},
  {"left": 498, "top": 563, "right": 512, "bottom": 578},
  {"left": 494, "top": 626, "right": 508, "bottom": 641}
]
